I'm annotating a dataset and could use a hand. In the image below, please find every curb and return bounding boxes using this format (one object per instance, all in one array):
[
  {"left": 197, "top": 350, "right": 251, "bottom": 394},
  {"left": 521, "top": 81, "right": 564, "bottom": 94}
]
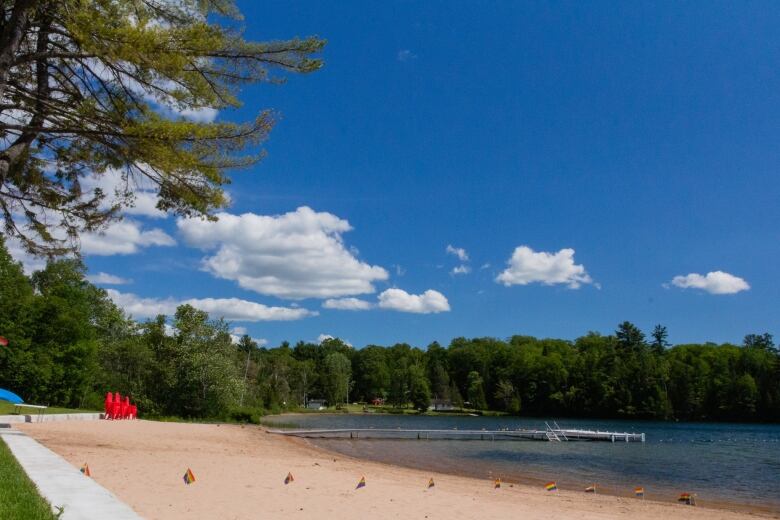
[{"left": 0, "top": 428, "right": 142, "bottom": 519}]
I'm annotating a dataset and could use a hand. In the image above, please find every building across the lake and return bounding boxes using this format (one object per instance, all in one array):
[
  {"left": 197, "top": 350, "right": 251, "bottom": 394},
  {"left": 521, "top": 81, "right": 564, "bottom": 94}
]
[
  {"left": 306, "top": 399, "right": 327, "bottom": 410},
  {"left": 429, "top": 399, "right": 457, "bottom": 411}
]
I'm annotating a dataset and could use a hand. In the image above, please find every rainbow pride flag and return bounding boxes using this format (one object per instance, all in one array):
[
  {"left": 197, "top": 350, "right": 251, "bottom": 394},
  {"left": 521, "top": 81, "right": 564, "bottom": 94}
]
[
  {"left": 183, "top": 468, "right": 196, "bottom": 485},
  {"left": 678, "top": 492, "right": 695, "bottom": 505},
  {"left": 494, "top": 477, "right": 501, "bottom": 489},
  {"left": 584, "top": 484, "right": 596, "bottom": 493},
  {"left": 428, "top": 478, "right": 435, "bottom": 489},
  {"left": 634, "top": 486, "right": 644, "bottom": 497},
  {"left": 285, "top": 472, "right": 294, "bottom": 485},
  {"left": 545, "top": 481, "right": 558, "bottom": 492},
  {"left": 356, "top": 476, "right": 366, "bottom": 489},
  {"left": 80, "top": 463, "right": 91, "bottom": 477}
]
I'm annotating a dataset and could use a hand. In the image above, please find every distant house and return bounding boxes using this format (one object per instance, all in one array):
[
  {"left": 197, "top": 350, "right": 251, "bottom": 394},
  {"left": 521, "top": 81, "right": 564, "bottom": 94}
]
[
  {"left": 306, "top": 399, "right": 326, "bottom": 410},
  {"left": 371, "top": 397, "right": 385, "bottom": 406},
  {"left": 429, "top": 399, "right": 456, "bottom": 411}
]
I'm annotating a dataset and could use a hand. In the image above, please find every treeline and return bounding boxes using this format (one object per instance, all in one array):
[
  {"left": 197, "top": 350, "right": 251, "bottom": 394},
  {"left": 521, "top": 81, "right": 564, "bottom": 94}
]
[{"left": 1, "top": 239, "right": 778, "bottom": 422}]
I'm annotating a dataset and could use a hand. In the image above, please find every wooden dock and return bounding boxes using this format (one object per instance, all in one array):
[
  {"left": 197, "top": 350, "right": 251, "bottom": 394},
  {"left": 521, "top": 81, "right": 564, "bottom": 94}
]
[{"left": 267, "top": 425, "right": 645, "bottom": 443}]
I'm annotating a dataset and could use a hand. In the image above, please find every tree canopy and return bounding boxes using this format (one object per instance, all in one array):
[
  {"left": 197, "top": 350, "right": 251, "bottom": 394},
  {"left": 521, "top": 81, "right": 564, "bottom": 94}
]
[{"left": 0, "top": 0, "right": 324, "bottom": 254}]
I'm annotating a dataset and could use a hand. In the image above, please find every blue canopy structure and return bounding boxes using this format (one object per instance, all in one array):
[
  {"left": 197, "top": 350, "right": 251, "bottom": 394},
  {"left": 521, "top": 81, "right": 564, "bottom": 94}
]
[{"left": 0, "top": 388, "right": 23, "bottom": 404}]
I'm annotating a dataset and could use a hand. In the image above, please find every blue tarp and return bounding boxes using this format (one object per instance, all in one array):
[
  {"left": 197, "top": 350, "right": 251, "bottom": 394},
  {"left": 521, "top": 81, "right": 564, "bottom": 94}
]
[{"left": 0, "top": 388, "right": 23, "bottom": 404}]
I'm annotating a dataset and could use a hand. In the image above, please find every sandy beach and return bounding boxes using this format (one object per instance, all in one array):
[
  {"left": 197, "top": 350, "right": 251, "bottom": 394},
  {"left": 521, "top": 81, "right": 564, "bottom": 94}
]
[{"left": 16, "top": 420, "right": 772, "bottom": 520}]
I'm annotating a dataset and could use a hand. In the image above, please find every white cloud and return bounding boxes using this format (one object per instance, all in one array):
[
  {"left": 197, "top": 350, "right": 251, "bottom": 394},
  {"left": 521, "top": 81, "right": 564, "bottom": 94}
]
[
  {"left": 230, "top": 333, "right": 268, "bottom": 346},
  {"left": 80, "top": 169, "right": 166, "bottom": 219},
  {"left": 105, "top": 289, "right": 317, "bottom": 321},
  {"left": 323, "top": 297, "right": 374, "bottom": 311},
  {"left": 177, "top": 207, "right": 389, "bottom": 300},
  {"left": 451, "top": 265, "right": 471, "bottom": 275},
  {"left": 669, "top": 271, "right": 750, "bottom": 295},
  {"left": 496, "top": 246, "right": 593, "bottom": 289},
  {"left": 86, "top": 272, "right": 132, "bottom": 285},
  {"left": 5, "top": 237, "right": 47, "bottom": 274},
  {"left": 231, "top": 326, "right": 247, "bottom": 335},
  {"left": 177, "top": 107, "right": 219, "bottom": 123},
  {"left": 377, "top": 288, "right": 450, "bottom": 314},
  {"left": 80, "top": 220, "right": 175, "bottom": 255},
  {"left": 446, "top": 244, "right": 469, "bottom": 262}
]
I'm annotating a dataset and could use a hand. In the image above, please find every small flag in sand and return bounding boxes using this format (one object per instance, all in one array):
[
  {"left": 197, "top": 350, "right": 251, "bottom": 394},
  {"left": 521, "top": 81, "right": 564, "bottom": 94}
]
[
  {"left": 356, "top": 476, "right": 366, "bottom": 489},
  {"left": 545, "top": 481, "right": 558, "bottom": 492},
  {"left": 183, "top": 468, "right": 196, "bottom": 485},
  {"left": 428, "top": 478, "right": 435, "bottom": 489},
  {"left": 585, "top": 484, "right": 596, "bottom": 493},
  {"left": 494, "top": 477, "right": 501, "bottom": 489},
  {"left": 635, "top": 486, "right": 645, "bottom": 498},
  {"left": 285, "top": 472, "right": 294, "bottom": 485},
  {"left": 678, "top": 492, "right": 695, "bottom": 506},
  {"left": 80, "top": 463, "right": 91, "bottom": 477}
]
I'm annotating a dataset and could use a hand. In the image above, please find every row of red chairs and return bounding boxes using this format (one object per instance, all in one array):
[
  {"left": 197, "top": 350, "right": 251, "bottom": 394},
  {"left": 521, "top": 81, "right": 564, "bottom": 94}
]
[{"left": 104, "top": 392, "right": 137, "bottom": 420}]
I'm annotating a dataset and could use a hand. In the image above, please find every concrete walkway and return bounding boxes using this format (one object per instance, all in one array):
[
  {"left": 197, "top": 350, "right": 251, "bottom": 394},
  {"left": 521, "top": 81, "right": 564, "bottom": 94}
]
[
  {"left": 0, "top": 412, "right": 103, "bottom": 424},
  {"left": 0, "top": 428, "right": 142, "bottom": 520}
]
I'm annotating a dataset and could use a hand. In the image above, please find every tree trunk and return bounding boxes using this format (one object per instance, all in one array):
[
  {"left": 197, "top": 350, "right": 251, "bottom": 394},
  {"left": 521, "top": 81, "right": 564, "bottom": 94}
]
[
  {"left": 0, "top": 3, "right": 48, "bottom": 184},
  {"left": 0, "top": 0, "right": 38, "bottom": 98}
]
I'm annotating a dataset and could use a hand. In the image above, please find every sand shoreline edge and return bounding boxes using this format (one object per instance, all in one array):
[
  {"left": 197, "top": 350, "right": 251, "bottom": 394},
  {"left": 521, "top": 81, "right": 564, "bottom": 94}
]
[
  {"left": 16, "top": 420, "right": 778, "bottom": 520},
  {"left": 278, "top": 426, "right": 779, "bottom": 518}
]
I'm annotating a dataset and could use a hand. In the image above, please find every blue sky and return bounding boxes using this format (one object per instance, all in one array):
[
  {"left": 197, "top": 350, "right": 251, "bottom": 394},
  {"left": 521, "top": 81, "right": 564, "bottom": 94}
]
[{"left": 14, "top": 2, "right": 780, "bottom": 347}]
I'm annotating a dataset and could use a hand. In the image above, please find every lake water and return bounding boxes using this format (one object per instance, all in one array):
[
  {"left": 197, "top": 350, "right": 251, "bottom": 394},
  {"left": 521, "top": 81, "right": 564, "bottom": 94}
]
[{"left": 263, "top": 414, "right": 780, "bottom": 513}]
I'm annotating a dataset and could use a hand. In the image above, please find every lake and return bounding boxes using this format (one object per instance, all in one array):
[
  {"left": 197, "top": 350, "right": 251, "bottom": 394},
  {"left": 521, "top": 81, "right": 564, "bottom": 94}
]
[{"left": 263, "top": 414, "right": 780, "bottom": 513}]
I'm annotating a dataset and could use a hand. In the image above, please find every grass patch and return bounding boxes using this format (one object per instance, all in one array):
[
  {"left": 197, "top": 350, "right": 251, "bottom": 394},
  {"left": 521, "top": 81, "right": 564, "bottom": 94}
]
[
  {"left": 0, "top": 438, "right": 57, "bottom": 520},
  {"left": 0, "top": 402, "right": 99, "bottom": 416}
]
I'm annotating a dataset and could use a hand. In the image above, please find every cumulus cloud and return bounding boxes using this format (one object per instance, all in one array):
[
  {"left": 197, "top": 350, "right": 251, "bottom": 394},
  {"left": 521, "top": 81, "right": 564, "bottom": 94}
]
[
  {"left": 669, "top": 271, "right": 750, "bottom": 295},
  {"left": 7, "top": 219, "right": 174, "bottom": 259},
  {"left": 377, "top": 288, "right": 450, "bottom": 314},
  {"left": 451, "top": 265, "right": 471, "bottom": 275},
  {"left": 177, "top": 207, "right": 389, "bottom": 300},
  {"left": 105, "top": 289, "right": 317, "bottom": 321},
  {"left": 229, "top": 327, "right": 268, "bottom": 346},
  {"left": 496, "top": 246, "right": 593, "bottom": 289},
  {"left": 86, "top": 272, "right": 132, "bottom": 285},
  {"left": 5, "top": 237, "right": 47, "bottom": 274},
  {"left": 177, "top": 107, "right": 219, "bottom": 123},
  {"left": 446, "top": 244, "right": 469, "bottom": 262},
  {"left": 80, "top": 220, "right": 175, "bottom": 255},
  {"left": 322, "top": 298, "right": 374, "bottom": 311},
  {"left": 80, "top": 169, "right": 166, "bottom": 219}
]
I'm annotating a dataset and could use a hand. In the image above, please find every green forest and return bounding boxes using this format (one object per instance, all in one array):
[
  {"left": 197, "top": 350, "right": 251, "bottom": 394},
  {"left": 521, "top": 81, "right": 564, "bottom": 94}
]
[{"left": 1, "top": 239, "right": 778, "bottom": 423}]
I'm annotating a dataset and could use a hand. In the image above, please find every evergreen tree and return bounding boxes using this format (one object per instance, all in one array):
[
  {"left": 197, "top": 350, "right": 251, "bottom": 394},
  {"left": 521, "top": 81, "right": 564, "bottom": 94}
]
[
  {"left": 0, "top": 0, "right": 324, "bottom": 254},
  {"left": 650, "top": 325, "right": 670, "bottom": 354}
]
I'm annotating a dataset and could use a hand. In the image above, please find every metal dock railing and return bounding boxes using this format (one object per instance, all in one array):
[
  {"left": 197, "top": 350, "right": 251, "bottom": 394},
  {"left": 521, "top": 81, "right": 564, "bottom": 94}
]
[{"left": 267, "top": 426, "right": 645, "bottom": 443}]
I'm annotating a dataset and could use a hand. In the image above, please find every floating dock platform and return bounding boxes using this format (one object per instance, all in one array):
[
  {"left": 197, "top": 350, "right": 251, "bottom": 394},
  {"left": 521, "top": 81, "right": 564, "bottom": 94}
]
[{"left": 267, "top": 426, "right": 645, "bottom": 443}]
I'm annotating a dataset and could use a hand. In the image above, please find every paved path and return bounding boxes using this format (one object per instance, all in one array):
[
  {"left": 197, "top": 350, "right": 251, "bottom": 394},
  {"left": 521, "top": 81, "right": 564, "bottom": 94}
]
[
  {"left": 0, "top": 428, "right": 142, "bottom": 520},
  {"left": 0, "top": 412, "right": 103, "bottom": 424}
]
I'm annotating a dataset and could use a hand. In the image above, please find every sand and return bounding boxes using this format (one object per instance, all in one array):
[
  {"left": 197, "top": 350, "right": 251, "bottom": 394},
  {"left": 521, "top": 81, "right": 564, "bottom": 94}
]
[{"left": 16, "top": 420, "right": 772, "bottom": 520}]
